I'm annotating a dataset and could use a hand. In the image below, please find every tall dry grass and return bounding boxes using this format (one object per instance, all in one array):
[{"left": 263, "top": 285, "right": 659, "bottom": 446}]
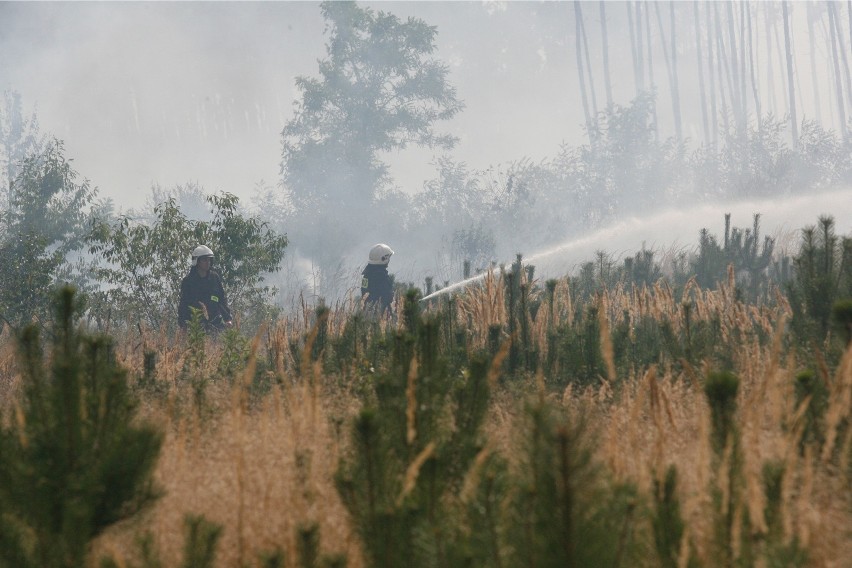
[{"left": 1, "top": 270, "right": 850, "bottom": 566}]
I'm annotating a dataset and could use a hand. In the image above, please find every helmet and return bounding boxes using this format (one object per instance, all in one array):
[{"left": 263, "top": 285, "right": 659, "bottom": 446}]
[
  {"left": 368, "top": 243, "right": 394, "bottom": 265},
  {"left": 191, "top": 245, "right": 214, "bottom": 266}
]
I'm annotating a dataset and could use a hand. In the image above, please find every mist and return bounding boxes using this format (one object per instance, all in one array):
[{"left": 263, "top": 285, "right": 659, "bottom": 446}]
[{"left": 2, "top": 1, "right": 852, "bottom": 307}]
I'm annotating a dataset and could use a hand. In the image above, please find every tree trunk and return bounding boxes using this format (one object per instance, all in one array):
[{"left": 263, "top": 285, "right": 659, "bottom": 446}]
[
  {"left": 782, "top": 0, "right": 799, "bottom": 147},
  {"left": 579, "top": 1, "right": 599, "bottom": 118},
  {"left": 830, "top": 2, "right": 852, "bottom": 109},
  {"left": 706, "top": 1, "right": 719, "bottom": 146},
  {"left": 765, "top": 3, "right": 779, "bottom": 117},
  {"left": 714, "top": 2, "right": 732, "bottom": 137},
  {"left": 636, "top": 2, "right": 646, "bottom": 92},
  {"left": 574, "top": 1, "right": 594, "bottom": 145},
  {"left": 807, "top": 2, "right": 823, "bottom": 125},
  {"left": 818, "top": 10, "right": 838, "bottom": 128},
  {"left": 645, "top": 1, "right": 658, "bottom": 139},
  {"left": 600, "top": 2, "right": 613, "bottom": 108},
  {"left": 774, "top": 7, "right": 789, "bottom": 115},
  {"left": 627, "top": 1, "right": 641, "bottom": 95},
  {"left": 846, "top": 0, "right": 852, "bottom": 71},
  {"left": 669, "top": 2, "right": 683, "bottom": 142},
  {"left": 739, "top": 2, "right": 748, "bottom": 123},
  {"left": 654, "top": 2, "right": 682, "bottom": 142},
  {"left": 694, "top": 1, "right": 710, "bottom": 146},
  {"left": 746, "top": 2, "right": 762, "bottom": 133},
  {"left": 827, "top": 0, "right": 849, "bottom": 141},
  {"left": 725, "top": 0, "right": 744, "bottom": 130}
]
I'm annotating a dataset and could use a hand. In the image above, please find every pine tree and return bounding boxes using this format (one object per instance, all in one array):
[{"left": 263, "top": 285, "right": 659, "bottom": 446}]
[
  {"left": 0, "top": 287, "right": 162, "bottom": 568},
  {"left": 335, "top": 289, "right": 496, "bottom": 567}
]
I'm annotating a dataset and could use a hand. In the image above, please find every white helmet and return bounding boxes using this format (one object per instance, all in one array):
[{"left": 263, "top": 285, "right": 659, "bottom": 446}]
[
  {"left": 368, "top": 243, "right": 394, "bottom": 265},
  {"left": 191, "top": 245, "right": 214, "bottom": 266}
]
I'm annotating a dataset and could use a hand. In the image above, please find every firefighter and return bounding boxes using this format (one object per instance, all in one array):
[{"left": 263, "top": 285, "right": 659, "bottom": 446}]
[
  {"left": 178, "top": 245, "right": 233, "bottom": 332},
  {"left": 360, "top": 243, "right": 394, "bottom": 313}
]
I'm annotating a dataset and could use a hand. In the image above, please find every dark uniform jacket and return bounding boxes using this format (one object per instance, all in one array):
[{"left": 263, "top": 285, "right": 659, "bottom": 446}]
[
  {"left": 361, "top": 264, "right": 393, "bottom": 312},
  {"left": 178, "top": 268, "right": 232, "bottom": 330}
]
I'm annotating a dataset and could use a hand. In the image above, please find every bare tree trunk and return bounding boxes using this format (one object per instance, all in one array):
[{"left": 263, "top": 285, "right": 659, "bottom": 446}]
[
  {"left": 714, "top": 2, "right": 732, "bottom": 136},
  {"left": 636, "top": 1, "right": 646, "bottom": 92},
  {"left": 654, "top": 2, "right": 682, "bottom": 142},
  {"left": 627, "top": 1, "right": 642, "bottom": 95},
  {"left": 765, "top": 3, "right": 779, "bottom": 117},
  {"left": 746, "top": 2, "right": 762, "bottom": 133},
  {"left": 725, "top": 0, "right": 744, "bottom": 129},
  {"left": 707, "top": 1, "right": 719, "bottom": 146},
  {"left": 579, "top": 1, "right": 599, "bottom": 118},
  {"left": 846, "top": 0, "right": 852, "bottom": 71},
  {"left": 830, "top": 2, "right": 852, "bottom": 108},
  {"left": 574, "top": 1, "right": 594, "bottom": 145},
  {"left": 694, "top": 1, "right": 710, "bottom": 146},
  {"left": 670, "top": 2, "right": 682, "bottom": 142},
  {"left": 600, "top": 1, "right": 613, "bottom": 108},
  {"left": 807, "top": 2, "right": 823, "bottom": 125},
  {"left": 819, "top": 10, "right": 838, "bottom": 128},
  {"left": 739, "top": 2, "right": 748, "bottom": 122},
  {"left": 828, "top": 0, "right": 849, "bottom": 140},
  {"left": 790, "top": 6, "right": 806, "bottom": 127},
  {"left": 782, "top": 0, "right": 799, "bottom": 147},
  {"left": 645, "top": 0, "right": 658, "bottom": 139},
  {"left": 774, "top": 7, "right": 789, "bottom": 115}
]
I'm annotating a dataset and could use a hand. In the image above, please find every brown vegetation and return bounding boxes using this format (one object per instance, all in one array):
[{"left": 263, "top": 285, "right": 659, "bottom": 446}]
[{"left": 1, "top": 270, "right": 850, "bottom": 567}]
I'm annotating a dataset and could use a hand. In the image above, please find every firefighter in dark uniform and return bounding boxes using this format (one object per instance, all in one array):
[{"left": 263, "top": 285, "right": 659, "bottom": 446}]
[
  {"left": 361, "top": 243, "right": 394, "bottom": 313},
  {"left": 178, "top": 245, "right": 233, "bottom": 332}
]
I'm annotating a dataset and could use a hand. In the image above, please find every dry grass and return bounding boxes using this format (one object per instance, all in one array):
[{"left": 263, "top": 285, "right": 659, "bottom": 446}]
[
  {"left": 1, "top": 273, "right": 850, "bottom": 567},
  {"left": 91, "top": 347, "right": 365, "bottom": 567}
]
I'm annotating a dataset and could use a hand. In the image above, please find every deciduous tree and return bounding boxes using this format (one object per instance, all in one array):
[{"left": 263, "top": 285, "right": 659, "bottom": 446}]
[{"left": 88, "top": 192, "right": 287, "bottom": 331}]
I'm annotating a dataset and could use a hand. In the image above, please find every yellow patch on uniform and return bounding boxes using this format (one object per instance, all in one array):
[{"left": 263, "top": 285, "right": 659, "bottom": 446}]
[
  {"left": 210, "top": 295, "right": 219, "bottom": 302},
  {"left": 361, "top": 277, "right": 369, "bottom": 288}
]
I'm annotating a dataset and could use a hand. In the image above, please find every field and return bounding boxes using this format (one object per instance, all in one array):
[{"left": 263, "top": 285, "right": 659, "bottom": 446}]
[{"left": 1, "top": 268, "right": 850, "bottom": 568}]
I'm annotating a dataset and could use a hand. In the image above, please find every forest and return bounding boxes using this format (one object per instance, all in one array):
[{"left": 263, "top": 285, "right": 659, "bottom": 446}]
[{"left": 1, "top": 1, "right": 852, "bottom": 566}]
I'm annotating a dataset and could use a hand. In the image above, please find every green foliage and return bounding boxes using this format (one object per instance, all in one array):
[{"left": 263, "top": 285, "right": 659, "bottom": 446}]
[
  {"left": 282, "top": 1, "right": 463, "bottom": 211},
  {"left": 0, "top": 139, "right": 99, "bottom": 329},
  {"left": 794, "top": 370, "right": 828, "bottom": 452},
  {"left": 180, "top": 515, "right": 222, "bottom": 568},
  {"left": 100, "top": 514, "right": 223, "bottom": 568},
  {"left": 216, "top": 328, "right": 251, "bottom": 380},
  {"left": 280, "top": 0, "right": 463, "bottom": 283},
  {"left": 450, "top": 223, "right": 496, "bottom": 275},
  {"left": 0, "top": 89, "right": 47, "bottom": 202},
  {"left": 505, "top": 396, "right": 643, "bottom": 568},
  {"left": 294, "top": 523, "right": 347, "bottom": 568},
  {"left": 787, "top": 216, "right": 852, "bottom": 355},
  {"left": 181, "top": 309, "right": 210, "bottom": 413},
  {"left": 652, "top": 467, "right": 694, "bottom": 568},
  {"left": 335, "top": 291, "right": 495, "bottom": 567},
  {"left": 0, "top": 287, "right": 162, "bottom": 568},
  {"left": 693, "top": 213, "right": 775, "bottom": 301},
  {"left": 701, "top": 370, "right": 803, "bottom": 567},
  {"left": 705, "top": 370, "right": 740, "bottom": 458},
  {"left": 88, "top": 191, "right": 287, "bottom": 332},
  {"left": 560, "top": 91, "right": 689, "bottom": 226},
  {"left": 831, "top": 298, "right": 852, "bottom": 347}
]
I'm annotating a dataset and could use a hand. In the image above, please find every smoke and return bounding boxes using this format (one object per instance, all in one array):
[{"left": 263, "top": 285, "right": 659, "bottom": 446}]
[
  {"left": 421, "top": 187, "right": 852, "bottom": 300},
  {"left": 2, "top": 1, "right": 847, "bottom": 308}
]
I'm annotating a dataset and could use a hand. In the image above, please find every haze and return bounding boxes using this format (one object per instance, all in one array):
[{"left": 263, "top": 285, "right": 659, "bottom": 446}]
[
  {"left": 2, "top": 1, "right": 851, "bottom": 301},
  {"left": 1, "top": 1, "right": 590, "bottom": 209}
]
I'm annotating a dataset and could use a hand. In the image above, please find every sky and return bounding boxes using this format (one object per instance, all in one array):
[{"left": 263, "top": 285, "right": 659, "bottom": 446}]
[
  {"left": 0, "top": 1, "right": 595, "bottom": 211},
  {"left": 1, "top": 1, "right": 836, "bottom": 211}
]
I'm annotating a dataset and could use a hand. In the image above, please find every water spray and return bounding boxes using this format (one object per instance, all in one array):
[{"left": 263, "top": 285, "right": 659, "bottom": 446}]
[{"left": 418, "top": 187, "right": 852, "bottom": 303}]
